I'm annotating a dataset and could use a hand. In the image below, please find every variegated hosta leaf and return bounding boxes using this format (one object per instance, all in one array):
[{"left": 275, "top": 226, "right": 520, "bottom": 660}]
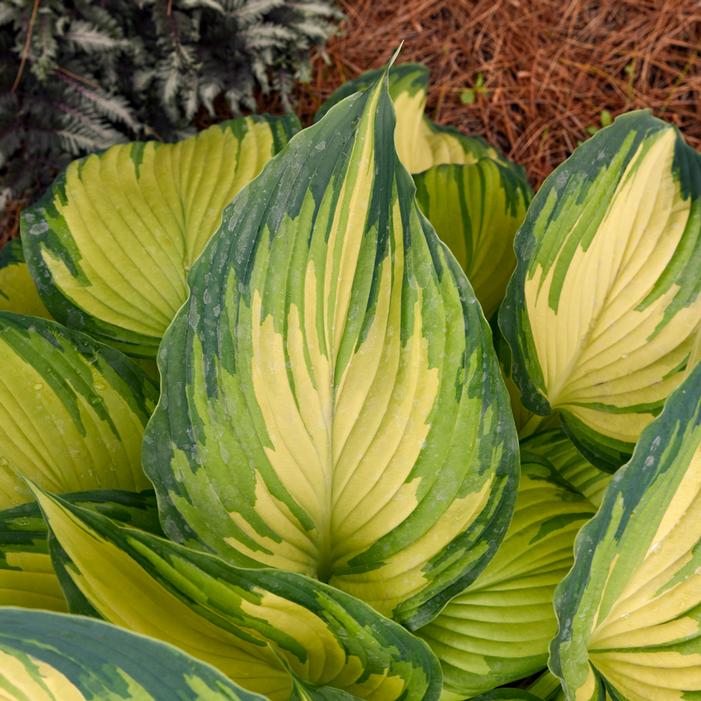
[
  {"left": 0, "top": 607, "right": 266, "bottom": 701},
  {"left": 687, "top": 326, "right": 701, "bottom": 377},
  {"left": 0, "top": 313, "right": 157, "bottom": 508},
  {"left": 315, "top": 63, "right": 507, "bottom": 173},
  {"left": 0, "top": 239, "right": 50, "bottom": 318},
  {"left": 418, "top": 457, "right": 595, "bottom": 699},
  {"left": 500, "top": 111, "right": 701, "bottom": 470},
  {"left": 521, "top": 430, "right": 611, "bottom": 508},
  {"left": 414, "top": 160, "right": 530, "bottom": 318},
  {"left": 144, "top": 71, "right": 518, "bottom": 628},
  {"left": 493, "top": 325, "right": 552, "bottom": 436},
  {"left": 22, "top": 115, "right": 299, "bottom": 357},
  {"left": 316, "top": 63, "right": 530, "bottom": 322},
  {"left": 36, "top": 490, "right": 442, "bottom": 701},
  {"left": 550, "top": 362, "right": 701, "bottom": 701},
  {"left": 0, "top": 489, "right": 160, "bottom": 612}
]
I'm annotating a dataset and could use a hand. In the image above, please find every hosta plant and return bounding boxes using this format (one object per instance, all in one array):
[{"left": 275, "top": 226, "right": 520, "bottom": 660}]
[{"left": 1, "top": 58, "right": 701, "bottom": 701}]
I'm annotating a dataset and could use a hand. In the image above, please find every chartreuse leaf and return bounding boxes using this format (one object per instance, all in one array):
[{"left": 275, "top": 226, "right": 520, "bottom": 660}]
[
  {"left": 0, "top": 239, "right": 49, "bottom": 318},
  {"left": 529, "top": 671, "right": 615, "bottom": 701},
  {"left": 527, "top": 670, "right": 567, "bottom": 700},
  {"left": 521, "top": 430, "right": 611, "bottom": 508},
  {"left": 143, "top": 70, "right": 518, "bottom": 628},
  {"left": 315, "top": 63, "right": 504, "bottom": 173},
  {"left": 35, "top": 490, "right": 442, "bottom": 701},
  {"left": 0, "top": 489, "right": 160, "bottom": 611},
  {"left": 500, "top": 111, "right": 701, "bottom": 470},
  {"left": 550, "top": 362, "right": 701, "bottom": 701},
  {"left": 0, "top": 607, "right": 266, "bottom": 701},
  {"left": 0, "top": 313, "right": 157, "bottom": 508},
  {"left": 22, "top": 115, "right": 299, "bottom": 357},
  {"left": 417, "top": 454, "right": 595, "bottom": 698},
  {"left": 414, "top": 160, "right": 530, "bottom": 318}
]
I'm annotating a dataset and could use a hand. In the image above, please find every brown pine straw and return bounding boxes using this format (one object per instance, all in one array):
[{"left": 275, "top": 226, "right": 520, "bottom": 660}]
[
  {"left": 4, "top": 0, "right": 701, "bottom": 245},
  {"left": 1, "top": 197, "right": 26, "bottom": 247},
  {"left": 290, "top": 0, "right": 701, "bottom": 188}
]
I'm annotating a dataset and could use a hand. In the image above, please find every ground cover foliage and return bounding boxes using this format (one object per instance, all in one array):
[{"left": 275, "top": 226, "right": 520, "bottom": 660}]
[
  {"left": 1, "top": 58, "right": 701, "bottom": 701},
  {"left": 0, "top": 0, "right": 340, "bottom": 242}
]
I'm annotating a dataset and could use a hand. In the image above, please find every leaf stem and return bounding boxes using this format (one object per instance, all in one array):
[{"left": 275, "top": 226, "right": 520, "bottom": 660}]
[{"left": 11, "top": 0, "right": 42, "bottom": 93}]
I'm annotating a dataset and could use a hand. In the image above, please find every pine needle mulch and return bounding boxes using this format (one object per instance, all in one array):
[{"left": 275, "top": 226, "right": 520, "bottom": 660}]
[
  {"left": 1, "top": 197, "right": 25, "bottom": 247},
  {"left": 291, "top": 0, "right": 701, "bottom": 188}
]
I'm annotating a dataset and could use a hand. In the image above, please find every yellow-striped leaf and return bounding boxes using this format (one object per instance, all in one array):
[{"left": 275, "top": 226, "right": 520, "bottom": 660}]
[
  {"left": 143, "top": 69, "right": 518, "bottom": 628},
  {"left": 418, "top": 455, "right": 595, "bottom": 698},
  {"left": 499, "top": 111, "right": 701, "bottom": 470},
  {"left": 315, "top": 63, "right": 509, "bottom": 174},
  {"left": 687, "top": 326, "right": 701, "bottom": 378},
  {"left": 493, "top": 326, "right": 556, "bottom": 437},
  {"left": 22, "top": 115, "right": 299, "bottom": 357},
  {"left": 521, "top": 430, "right": 611, "bottom": 509},
  {"left": 0, "top": 608, "right": 266, "bottom": 701},
  {"left": 316, "top": 64, "right": 530, "bottom": 320},
  {"left": 550, "top": 362, "right": 701, "bottom": 701},
  {"left": 0, "top": 313, "right": 157, "bottom": 508},
  {"left": 0, "top": 239, "right": 50, "bottom": 319},
  {"left": 0, "top": 489, "right": 160, "bottom": 612},
  {"left": 37, "top": 490, "right": 441, "bottom": 701},
  {"left": 414, "top": 161, "right": 530, "bottom": 318}
]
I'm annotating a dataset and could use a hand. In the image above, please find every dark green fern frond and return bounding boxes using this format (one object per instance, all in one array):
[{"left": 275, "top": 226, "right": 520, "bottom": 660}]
[{"left": 1, "top": 0, "right": 341, "bottom": 212}]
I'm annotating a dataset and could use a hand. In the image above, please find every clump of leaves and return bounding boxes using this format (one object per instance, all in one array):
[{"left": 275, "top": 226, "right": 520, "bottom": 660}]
[
  {"left": 0, "top": 0, "right": 340, "bottom": 206},
  {"left": 1, "top": 59, "right": 701, "bottom": 701}
]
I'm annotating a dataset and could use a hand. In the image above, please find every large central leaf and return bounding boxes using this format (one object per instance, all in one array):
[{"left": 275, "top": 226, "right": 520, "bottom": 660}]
[
  {"left": 317, "top": 64, "right": 530, "bottom": 322},
  {"left": 144, "top": 70, "right": 518, "bottom": 628},
  {"left": 314, "top": 63, "right": 505, "bottom": 173}
]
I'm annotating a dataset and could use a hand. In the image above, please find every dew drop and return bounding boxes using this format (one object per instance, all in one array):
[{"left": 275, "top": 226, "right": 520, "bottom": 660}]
[{"left": 33, "top": 383, "right": 43, "bottom": 391}]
